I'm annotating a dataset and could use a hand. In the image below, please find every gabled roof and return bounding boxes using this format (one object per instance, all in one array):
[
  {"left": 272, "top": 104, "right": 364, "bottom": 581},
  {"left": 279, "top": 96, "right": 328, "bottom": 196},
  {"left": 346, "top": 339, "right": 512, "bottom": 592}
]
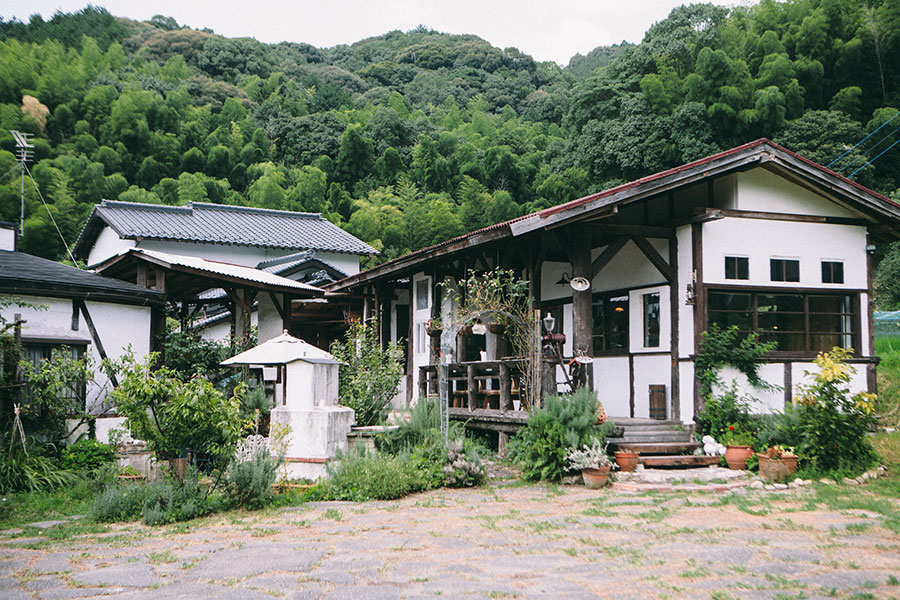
[
  {"left": 93, "top": 248, "right": 324, "bottom": 298},
  {"left": 0, "top": 250, "right": 164, "bottom": 306},
  {"left": 73, "top": 201, "right": 378, "bottom": 259},
  {"left": 328, "top": 139, "right": 900, "bottom": 292},
  {"left": 257, "top": 250, "right": 348, "bottom": 282}
]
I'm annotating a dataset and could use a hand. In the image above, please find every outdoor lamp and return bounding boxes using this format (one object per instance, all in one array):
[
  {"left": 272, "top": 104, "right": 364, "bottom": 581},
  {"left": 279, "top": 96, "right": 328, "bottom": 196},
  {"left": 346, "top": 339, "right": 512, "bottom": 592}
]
[{"left": 543, "top": 312, "right": 556, "bottom": 333}]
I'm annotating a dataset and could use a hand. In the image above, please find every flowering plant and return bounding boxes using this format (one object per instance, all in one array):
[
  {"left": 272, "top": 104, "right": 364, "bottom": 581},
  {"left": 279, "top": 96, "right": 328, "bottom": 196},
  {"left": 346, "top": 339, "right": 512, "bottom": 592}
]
[
  {"left": 565, "top": 439, "right": 612, "bottom": 471},
  {"left": 720, "top": 423, "right": 755, "bottom": 446},
  {"left": 763, "top": 444, "right": 796, "bottom": 459}
]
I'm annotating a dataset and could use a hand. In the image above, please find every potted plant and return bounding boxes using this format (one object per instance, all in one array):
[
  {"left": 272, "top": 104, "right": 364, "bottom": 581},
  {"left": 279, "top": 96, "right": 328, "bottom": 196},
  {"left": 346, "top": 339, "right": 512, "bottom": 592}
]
[
  {"left": 614, "top": 449, "right": 639, "bottom": 472},
  {"left": 756, "top": 445, "right": 798, "bottom": 482},
  {"left": 721, "top": 423, "right": 756, "bottom": 470},
  {"left": 426, "top": 318, "right": 443, "bottom": 338},
  {"left": 566, "top": 439, "right": 612, "bottom": 489}
]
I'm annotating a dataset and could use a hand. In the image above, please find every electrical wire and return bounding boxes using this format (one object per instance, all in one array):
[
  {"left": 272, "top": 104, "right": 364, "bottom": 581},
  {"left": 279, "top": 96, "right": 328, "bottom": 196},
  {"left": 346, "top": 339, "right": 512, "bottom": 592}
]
[
  {"left": 849, "top": 136, "right": 900, "bottom": 178},
  {"left": 21, "top": 162, "right": 81, "bottom": 267},
  {"left": 826, "top": 110, "right": 900, "bottom": 168}
]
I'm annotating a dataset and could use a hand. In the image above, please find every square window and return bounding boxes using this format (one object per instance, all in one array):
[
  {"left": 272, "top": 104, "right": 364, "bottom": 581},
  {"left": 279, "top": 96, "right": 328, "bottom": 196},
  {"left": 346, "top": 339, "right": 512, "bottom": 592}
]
[
  {"left": 822, "top": 261, "right": 844, "bottom": 284},
  {"left": 725, "top": 256, "right": 749, "bottom": 280},
  {"left": 770, "top": 258, "right": 800, "bottom": 282}
]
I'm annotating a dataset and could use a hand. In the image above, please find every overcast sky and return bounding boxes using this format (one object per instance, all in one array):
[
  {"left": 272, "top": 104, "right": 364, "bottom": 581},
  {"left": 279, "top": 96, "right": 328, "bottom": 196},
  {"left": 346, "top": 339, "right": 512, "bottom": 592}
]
[{"left": 2, "top": 1, "right": 746, "bottom": 65}]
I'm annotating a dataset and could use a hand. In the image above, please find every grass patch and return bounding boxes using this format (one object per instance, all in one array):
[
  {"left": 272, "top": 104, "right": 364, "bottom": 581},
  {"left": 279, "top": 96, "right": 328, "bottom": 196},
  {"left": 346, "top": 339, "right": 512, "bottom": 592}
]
[
  {"left": 147, "top": 550, "right": 178, "bottom": 564},
  {"left": 0, "top": 479, "right": 96, "bottom": 528},
  {"left": 322, "top": 509, "right": 342, "bottom": 521}
]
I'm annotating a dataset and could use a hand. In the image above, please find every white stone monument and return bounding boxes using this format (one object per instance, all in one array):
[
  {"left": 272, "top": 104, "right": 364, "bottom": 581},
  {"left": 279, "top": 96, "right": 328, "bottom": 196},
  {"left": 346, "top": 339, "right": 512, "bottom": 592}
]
[{"left": 222, "top": 331, "right": 354, "bottom": 479}]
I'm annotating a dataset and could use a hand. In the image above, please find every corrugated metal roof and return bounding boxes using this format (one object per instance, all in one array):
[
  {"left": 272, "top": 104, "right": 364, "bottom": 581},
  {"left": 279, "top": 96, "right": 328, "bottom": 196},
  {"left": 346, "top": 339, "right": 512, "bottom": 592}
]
[
  {"left": 76, "top": 201, "right": 377, "bottom": 257},
  {"left": 128, "top": 248, "right": 323, "bottom": 294}
]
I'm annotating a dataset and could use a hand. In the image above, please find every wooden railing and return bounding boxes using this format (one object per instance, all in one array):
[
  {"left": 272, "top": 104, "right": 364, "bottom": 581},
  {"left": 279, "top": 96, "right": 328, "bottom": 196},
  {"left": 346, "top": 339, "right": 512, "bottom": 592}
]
[{"left": 419, "top": 359, "right": 526, "bottom": 413}]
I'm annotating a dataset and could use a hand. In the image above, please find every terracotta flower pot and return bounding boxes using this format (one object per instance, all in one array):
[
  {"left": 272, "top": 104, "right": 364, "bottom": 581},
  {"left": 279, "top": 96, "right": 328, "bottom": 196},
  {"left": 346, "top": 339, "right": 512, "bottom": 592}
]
[
  {"left": 582, "top": 465, "right": 611, "bottom": 489},
  {"left": 724, "top": 445, "right": 754, "bottom": 470},
  {"left": 757, "top": 453, "right": 798, "bottom": 482},
  {"left": 615, "top": 450, "right": 639, "bottom": 472}
]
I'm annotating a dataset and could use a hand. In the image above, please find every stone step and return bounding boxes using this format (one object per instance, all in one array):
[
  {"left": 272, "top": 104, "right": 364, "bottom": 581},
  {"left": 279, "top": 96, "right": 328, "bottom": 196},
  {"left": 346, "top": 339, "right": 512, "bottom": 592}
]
[
  {"left": 609, "top": 441, "right": 701, "bottom": 455},
  {"left": 618, "top": 424, "right": 690, "bottom": 433},
  {"left": 612, "top": 418, "right": 683, "bottom": 427},
  {"left": 618, "top": 432, "right": 694, "bottom": 443},
  {"left": 638, "top": 455, "right": 721, "bottom": 468}
]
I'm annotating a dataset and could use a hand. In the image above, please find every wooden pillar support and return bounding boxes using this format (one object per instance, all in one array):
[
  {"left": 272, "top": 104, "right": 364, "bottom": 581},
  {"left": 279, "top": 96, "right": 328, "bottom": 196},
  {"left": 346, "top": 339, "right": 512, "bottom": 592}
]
[
  {"left": 668, "top": 233, "right": 680, "bottom": 422},
  {"left": 467, "top": 364, "right": 477, "bottom": 411},
  {"left": 691, "top": 222, "right": 706, "bottom": 419},
  {"left": 571, "top": 226, "right": 593, "bottom": 357},
  {"left": 500, "top": 362, "right": 511, "bottom": 413}
]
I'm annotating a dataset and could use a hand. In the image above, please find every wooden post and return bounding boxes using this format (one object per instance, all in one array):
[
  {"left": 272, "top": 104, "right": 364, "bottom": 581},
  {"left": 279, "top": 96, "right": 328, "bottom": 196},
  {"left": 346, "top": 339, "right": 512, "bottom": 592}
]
[
  {"left": 541, "top": 359, "right": 556, "bottom": 406},
  {"left": 669, "top": 232, "right": 681, "bottom": 422},
  {"left": 419, "top": 366, "right": 428, "bottom": 399},
  {"left": 571, "top": 226, "right": 593, "bottom": 357},
  {"left": 691, "top": 222, "right": 705, "bottom": 419},
  {"left": 497, "top": 431, "right": 509, "bottom": 457},
  {"left": 467, "top": 364, "right": 477, "bottom": 411},
  {"left": 500, "top": 362, "right": 510, "bottom": 413}
]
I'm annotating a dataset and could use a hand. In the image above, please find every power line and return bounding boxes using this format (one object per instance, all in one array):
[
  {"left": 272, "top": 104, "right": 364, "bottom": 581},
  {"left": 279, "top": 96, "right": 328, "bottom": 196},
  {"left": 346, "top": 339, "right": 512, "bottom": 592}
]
[
  {"left": 826, "top": 110, "right": 900, "bottom": 168},
  {"left": 849, "top": 136, "right": 900, "bottom": 178},
  {"left": 22, "top": 162, "right": 81, "bottom": 268},
  {"left": 840, "top": 120, "right": 900, "bottom": 175}
]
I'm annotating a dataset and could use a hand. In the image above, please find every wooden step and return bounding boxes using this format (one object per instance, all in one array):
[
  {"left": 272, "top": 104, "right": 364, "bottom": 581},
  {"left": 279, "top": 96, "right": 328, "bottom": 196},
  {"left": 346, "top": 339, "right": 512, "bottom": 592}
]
[
  {"left": 609, "top": 441, "right": 701, "bottom": 455},
  {"left": 638, "top": 455, "right": 721, "bottom": 468},
  {"left": 617, "top": 432, "right": 694, "bottom": 442},
  {"left": 612, "top": 418, "right": 683, "bottom": 427}
]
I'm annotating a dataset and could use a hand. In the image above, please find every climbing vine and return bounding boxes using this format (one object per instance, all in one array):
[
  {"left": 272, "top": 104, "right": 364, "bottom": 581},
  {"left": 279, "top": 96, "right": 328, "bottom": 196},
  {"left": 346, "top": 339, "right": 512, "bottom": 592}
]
[{"left": 695, "top": 324, "right": 777, "bottom": 400}]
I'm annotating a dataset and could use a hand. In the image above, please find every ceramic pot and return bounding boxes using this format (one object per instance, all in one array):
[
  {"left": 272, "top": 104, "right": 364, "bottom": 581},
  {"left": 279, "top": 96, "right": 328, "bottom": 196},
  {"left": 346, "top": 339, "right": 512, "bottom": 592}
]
[
  {"left": 757, "top": 453, "right": 798, "bottom": 482},
  {"left": 615, "top": 450, "right": 639, "bottom": 472},
  {"left": 582, "top": 465, "right": 612, "bottom": 489},
  {"left": 724, "top": 445, "right": 754, "bottom": 470}
]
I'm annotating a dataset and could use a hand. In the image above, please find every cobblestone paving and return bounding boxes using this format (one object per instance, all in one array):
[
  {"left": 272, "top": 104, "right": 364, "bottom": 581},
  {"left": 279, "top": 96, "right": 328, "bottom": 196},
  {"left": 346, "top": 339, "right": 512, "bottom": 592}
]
[{"left": 1, "top": 473, "right": 899, "bottom": 599}]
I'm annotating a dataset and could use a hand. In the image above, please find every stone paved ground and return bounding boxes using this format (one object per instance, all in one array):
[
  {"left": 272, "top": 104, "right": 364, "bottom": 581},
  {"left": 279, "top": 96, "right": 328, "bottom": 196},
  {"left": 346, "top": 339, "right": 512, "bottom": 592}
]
[{"left": 1, "top": 470, "right": 899, "bottom": 599}]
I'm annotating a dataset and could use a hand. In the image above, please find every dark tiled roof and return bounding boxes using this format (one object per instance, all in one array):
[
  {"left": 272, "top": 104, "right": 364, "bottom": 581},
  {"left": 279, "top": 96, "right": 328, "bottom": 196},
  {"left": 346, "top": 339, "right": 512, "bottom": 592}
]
[
  {"left": 0, "top": 250, "right": 164, "bottom": 306},
  {"left": 257, "top": 250, "right": 348, "bottom": 279},
  {"left": 74, "top": 201, "right": 377, "bottom": 258}
]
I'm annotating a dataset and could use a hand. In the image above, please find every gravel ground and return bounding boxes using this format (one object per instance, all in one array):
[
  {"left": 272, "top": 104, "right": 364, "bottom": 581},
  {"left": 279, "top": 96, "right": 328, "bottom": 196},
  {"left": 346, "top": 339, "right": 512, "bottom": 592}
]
[{"left": 1, "top": 469, "right": 898, "bottom": 599}]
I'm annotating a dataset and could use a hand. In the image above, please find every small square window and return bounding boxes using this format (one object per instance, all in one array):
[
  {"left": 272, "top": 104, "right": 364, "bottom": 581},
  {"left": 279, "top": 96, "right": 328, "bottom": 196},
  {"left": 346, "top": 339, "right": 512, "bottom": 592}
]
[
  {"left": 725, "top": 256, "right": 749, "bottom": 280},
  {"left": 821, "top": 261, "right": 844, "bottom": 284},
  {"left": 770, "top": 258, "right": 800, "bottom": 282}
]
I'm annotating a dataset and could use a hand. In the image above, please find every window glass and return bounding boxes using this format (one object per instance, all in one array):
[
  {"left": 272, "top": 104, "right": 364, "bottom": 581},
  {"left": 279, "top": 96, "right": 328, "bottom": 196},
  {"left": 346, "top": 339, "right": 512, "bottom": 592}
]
[
  {"left": 725, "top": 256, "right": 749, "bottom": 280},
  {"left": 591, "top": 293, "right": 629, "bottom": 353},
  {"left": 643, "top": 293, "right": 660, "bottom": 347},
  {"left": 770, "top": 258, "right": 800, "bottom": 282},
  {"left": 415, "top": 279, "right": 429, "bottom": 311},
  {"left": 821, "top": 261, "right": 844, "bottom": 284}
]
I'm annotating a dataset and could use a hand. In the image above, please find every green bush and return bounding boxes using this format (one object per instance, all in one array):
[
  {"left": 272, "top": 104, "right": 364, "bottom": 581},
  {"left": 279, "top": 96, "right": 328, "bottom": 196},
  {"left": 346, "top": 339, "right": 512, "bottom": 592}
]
[
  {"left": 794, "top": 348, "right": 878, "bottom": 475},
  {"left": 443, "top": 439, "right": 487, "bottom": 487},
  {"left": 62, "top": 439, "right": 116, "bottom": 472},
  {"left": 140, "top": 476, "right": 210, "bottom": 526},
  {"left": 508, "top": 388, "right": 611, "bottom": 482},
  {"left": 225, "top": 450, "right": 279, "bottom": 510},
  {"left": 315, "top": 449, "right": 426, "bottom": 501},
  {"left": 756, "top": 404, "right": 803, "bottom": 450},
  {"left": 90, "top": 483, "right": 147, "bottom": 522},
  {"left": 0, "top": 452, "right": 77, "bottom": 494},
  {"left": 696, "top": 382, "right": 757, "bottom": 440},
  {"left": 377, "top": 396, "right": 441, "bottom": 454}
]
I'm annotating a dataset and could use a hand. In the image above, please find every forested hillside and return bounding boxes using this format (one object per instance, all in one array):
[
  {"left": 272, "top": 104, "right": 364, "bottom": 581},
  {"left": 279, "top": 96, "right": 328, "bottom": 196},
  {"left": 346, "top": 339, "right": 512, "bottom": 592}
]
[{"left": 0, "top": 2, "right": 898, "bottom": 269}]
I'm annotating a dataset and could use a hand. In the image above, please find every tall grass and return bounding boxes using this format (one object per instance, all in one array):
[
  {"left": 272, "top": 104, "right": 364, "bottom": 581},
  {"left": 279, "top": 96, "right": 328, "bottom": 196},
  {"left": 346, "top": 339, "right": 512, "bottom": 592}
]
[{"left": 875, "top": 336, "right": 900, "bottom": 428}]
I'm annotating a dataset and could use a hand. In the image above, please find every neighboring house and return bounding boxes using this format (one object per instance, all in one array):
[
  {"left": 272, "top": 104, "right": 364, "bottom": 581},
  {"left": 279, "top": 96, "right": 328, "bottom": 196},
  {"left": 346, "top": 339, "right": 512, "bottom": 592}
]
[
  {"left": 0, "top": 223, "right": 164, "bottom": 437},
  {"left": 328, "top": 139, "right": 900, "bottom": 424},
  {"left": 73, "top": 201, "right": 376, "bottom": 345},
  {"left": 73, "top": 201, "right": 377, "bottom": 275}
]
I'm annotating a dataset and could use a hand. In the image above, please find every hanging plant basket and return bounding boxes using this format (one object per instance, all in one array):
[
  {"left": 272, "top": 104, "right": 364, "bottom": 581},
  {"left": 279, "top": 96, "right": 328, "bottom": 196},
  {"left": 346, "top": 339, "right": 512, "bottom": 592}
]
[
  {"left": 487, "top": 323, "right": 506, "bottom": 334},
  {"left": 426, "top": 327, "right": 443, "bottom": 338},
  {"left": 459, "top": 324, "right": 473, "bottom": 337}
]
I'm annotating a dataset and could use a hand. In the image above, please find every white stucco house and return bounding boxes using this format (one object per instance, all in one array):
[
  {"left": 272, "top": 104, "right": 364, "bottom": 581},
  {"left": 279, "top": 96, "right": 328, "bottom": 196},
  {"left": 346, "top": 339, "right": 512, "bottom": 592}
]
[
  {"left": 73, "top": 201, "right": 377, "bottom": 345},
  {"left": 0, "top": 223, "right": 165, "bottom": 440},
  {"left": 327, "top": 139, "right": 900, "bottom": 425}
]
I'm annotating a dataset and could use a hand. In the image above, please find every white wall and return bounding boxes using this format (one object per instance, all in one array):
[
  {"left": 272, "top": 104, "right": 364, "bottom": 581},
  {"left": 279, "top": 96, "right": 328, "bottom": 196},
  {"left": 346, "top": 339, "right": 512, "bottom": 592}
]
[
  {"left": 317, "top": 251, "right": 361, "bottom": 276},
  {"left": 736, "top": 170, "right": 859, "bottom": 218},
  {"left": 633, "top": 354, "right": 671, "bottom": 419},
  {"left": 702, "top": 218, "right": 867, "bottom": 289},
  {"left": 592, "top": 357, "right": 630, "bottom": 417},
  {"left": 0, "top": 226, "right": 16, "bottom": 251},
  {"left": 410, "top": 272, "right": 432, "bottom": 399},
  {"left": 257, "top": 293, "right": 283, "bottom": 344},
  {"left": 200, "top": 311, "right": 258, "bottom": 343},
  {"left": 1, "top": 295, "right": 152, "bottom": 414},
  {"left": 86, "top": 226, "right": 134, "bottom": 266}
]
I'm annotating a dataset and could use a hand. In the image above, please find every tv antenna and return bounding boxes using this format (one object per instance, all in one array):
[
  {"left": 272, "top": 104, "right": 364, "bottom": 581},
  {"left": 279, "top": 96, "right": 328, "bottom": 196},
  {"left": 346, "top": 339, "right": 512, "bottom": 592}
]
[{"left": 10, "top": 130, "right": 34, "bottom": 236}]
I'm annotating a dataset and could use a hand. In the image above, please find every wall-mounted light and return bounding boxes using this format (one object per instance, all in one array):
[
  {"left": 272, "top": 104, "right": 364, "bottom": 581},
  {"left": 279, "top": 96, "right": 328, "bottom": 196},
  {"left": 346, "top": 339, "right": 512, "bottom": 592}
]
[
  {"left": 685, "top": 283, "right": 696, "bottom": 305},
  {"left": 556, "top": 272, "right": 571, "bottom": 286},
  {"left": 542, "top": 312, "right": 556, "bottom": 333},
  {"left": 866, "top": 244, "right": 877, "bottom": 254}
]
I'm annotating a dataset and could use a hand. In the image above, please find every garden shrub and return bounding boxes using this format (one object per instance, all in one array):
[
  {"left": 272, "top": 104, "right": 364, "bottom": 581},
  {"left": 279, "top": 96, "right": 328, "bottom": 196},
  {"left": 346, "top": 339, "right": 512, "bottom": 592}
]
[
  {"left": 696, "top": 383, "right": 757, "bottom": 440},
  {"left": 443, "top": 439, "right": 487, "bottom": 487},
  {"left": 794, "top": 348, "right": 878, "bottom": 475},
  {"left": 314, "top": 449, "right": 425, "bottom": 501},
  {"left": 508, "top": 388, "right": 612, "bottom": 482},
  {"left": 0, "top": 450, "right": 77, "bottom": 494},
  {"left": 225, "top": 449, "right": 279, "bottom": 510},
  {"left": 140, "top": 476, "right": 210, "bottom": 526},
  {"left": 755, "top": 404, "right": 803, "bottom": 450},
  {"left": 61, "top": 439, "right": 116, "bottom": 472},
  {"left": 90, "top": 483, "right": 148, "bottom": 522},
  {"left": 377, "top": 396, "right": 441, "bottom": 454},
  {"left": 330, "top": 319, "right": 404, "bottom": 427}
]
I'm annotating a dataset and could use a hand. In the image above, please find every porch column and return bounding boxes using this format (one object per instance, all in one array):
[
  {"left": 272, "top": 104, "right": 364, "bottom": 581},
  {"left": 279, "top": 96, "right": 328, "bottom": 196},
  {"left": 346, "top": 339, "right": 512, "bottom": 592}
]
[{"left": 571, "top": 226, "right": 594, "bottom": 357}]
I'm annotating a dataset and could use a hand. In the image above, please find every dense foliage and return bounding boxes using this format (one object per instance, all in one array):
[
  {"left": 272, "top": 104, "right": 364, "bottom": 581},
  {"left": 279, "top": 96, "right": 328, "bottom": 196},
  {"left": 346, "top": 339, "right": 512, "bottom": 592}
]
[
  {"left": 330, "top": 319, "right": 404, "bottom": 426},
  {"left": 1, "top": 2, "right": 898, "bottom": 272},
  {"left": 508, "top": 388, "right": 614, "bottom": 482}
]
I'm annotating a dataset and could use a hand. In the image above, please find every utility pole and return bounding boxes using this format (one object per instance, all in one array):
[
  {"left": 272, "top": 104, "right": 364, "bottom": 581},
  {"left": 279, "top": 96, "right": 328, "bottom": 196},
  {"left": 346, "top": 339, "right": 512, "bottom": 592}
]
[{"left": 10, "top": 130, "right": 34, "bottom": 237}]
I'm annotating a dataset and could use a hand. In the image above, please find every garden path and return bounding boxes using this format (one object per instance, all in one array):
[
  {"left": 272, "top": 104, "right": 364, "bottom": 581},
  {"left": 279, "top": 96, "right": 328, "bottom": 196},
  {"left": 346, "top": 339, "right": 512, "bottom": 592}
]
[{"left": 1, "top": 469, "right": 898, "bottom": 599}]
